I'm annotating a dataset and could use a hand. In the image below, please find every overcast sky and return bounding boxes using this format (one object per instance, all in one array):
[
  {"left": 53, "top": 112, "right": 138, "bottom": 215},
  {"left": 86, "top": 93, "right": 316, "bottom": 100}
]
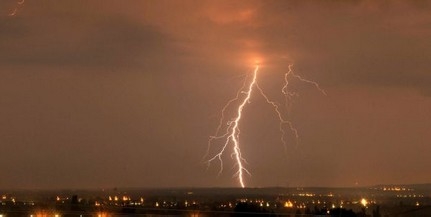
[{"left": 1, "top": 0, "right": 430, "bottom": 189}]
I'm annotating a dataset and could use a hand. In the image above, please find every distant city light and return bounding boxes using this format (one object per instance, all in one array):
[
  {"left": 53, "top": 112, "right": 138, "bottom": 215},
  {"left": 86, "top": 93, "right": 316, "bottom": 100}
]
[
  {"left": 97, "top": 212, "right": 108, "bottom": 217},
  {"left": 284, "top": 201, "right": 293, "bottom": 208},
  {"left": 0, "top": 187, "right": 428, "bottom": 217},
  {"left": 361, "top": 198, "right": 368, "bottom": 207}
]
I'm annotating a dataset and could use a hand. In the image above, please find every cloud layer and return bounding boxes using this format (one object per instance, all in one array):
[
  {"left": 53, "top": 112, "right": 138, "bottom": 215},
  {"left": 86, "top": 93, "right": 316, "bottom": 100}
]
[{"left": 0, "top": 0, "right": 430, "bottom": 188}]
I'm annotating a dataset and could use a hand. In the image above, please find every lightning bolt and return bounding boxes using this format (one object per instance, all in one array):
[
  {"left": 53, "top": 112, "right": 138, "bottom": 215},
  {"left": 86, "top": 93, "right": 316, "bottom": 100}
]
[
  {"left": 284, "top": 65, "right": 326, "bottom": 96},
  {"left": 8, "top": 8, "right": 17, "bottom": 16},
  {"left": 8, "top": 0, "right": 25, "bottom": 17},
  {"left": 205, "top": 64, "right": 324, "bottom": 188},
  {"left": 206, "top": 66, "right": 258, "bottom": 188}
]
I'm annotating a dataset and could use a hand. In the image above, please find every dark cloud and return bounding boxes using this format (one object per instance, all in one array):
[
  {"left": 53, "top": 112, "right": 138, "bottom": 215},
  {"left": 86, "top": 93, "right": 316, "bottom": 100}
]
[
  {"left": 0, "top": 2, "right": 176, "bottom": 67},
  {"left": 251, "top": 1, "right": 431, "bottom": 94}
]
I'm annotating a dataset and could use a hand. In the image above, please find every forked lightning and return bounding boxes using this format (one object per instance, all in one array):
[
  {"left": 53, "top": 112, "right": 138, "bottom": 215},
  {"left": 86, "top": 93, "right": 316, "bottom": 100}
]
[{"left": 205, "top": 64, "right": 325, "bottom": 188}]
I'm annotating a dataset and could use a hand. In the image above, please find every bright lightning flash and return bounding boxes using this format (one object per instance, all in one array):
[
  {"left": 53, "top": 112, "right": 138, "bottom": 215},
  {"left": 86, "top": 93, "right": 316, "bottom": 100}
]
[{"left": 205, "top": 64, "right": 324, "bottom": 188}]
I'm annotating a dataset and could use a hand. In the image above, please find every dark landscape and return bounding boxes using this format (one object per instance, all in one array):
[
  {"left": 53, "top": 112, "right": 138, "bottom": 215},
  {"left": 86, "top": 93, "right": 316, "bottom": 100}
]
[{"left": 1, "top": 184, "right": 431, "bottom": 216}]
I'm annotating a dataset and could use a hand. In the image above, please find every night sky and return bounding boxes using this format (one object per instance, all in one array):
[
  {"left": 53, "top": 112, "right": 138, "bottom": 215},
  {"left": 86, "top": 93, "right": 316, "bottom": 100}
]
[{"left": 1, "top": 0, "right": 430, "bottom": 189}]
